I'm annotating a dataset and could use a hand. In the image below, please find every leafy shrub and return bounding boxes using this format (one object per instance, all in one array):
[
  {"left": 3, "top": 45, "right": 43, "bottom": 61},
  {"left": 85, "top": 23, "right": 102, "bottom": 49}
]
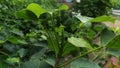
[{"left": 0, "top": 0, "right": 120, "bottom": 68}]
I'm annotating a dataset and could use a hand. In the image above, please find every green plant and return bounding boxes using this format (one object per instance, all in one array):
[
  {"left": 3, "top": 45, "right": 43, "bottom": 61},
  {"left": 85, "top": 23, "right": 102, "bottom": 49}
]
[
  {"left": 13, "top": 2, "right": 120, "bottom": 68},
  {"left": 0, "top": 0, "right": 120, "bottom": 68}
]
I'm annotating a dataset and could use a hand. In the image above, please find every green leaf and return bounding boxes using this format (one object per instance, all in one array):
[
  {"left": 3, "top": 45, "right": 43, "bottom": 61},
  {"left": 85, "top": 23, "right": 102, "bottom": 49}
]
[
  {"left": 59, "top": 4, "right": 69, "bottom": 10},
  {"left": 68, "top": 37, "right": 92, "bottom": 49},
  {"left": 75, "top": 14, "right": 93, "bottom": 23},
  {"left": 17, "top": 39, "right": 28, "bottom": 44},
  {"left": 89, "top": 15, "right": 116, "bottom": 23},
  {"left": 8, "top": 37, "right": 28, "bottom": 44},
  {"left": 70, "top": 58, "right": 100, "bottom": 68},
  {"left": 31, "top": 48, "right": 46, "bottom": 59},
  {"left": 47, "top": 31, "right": 59, "bottom": 57},
  {"left": 27, "top": 3, "right": 46, "bottom": 18},
  {"left": 93, "top": 24, "right": 105, "bottom": 31},
  {"left": 11, "top": 29, "right": 24, "bottom": 37},
  {"left": 107, "top": 34, "right": 120, "bottom": 50},
  {"left": 15, "top": 9, "right": 37, "bottom": 20},
  {"left": 7, "top": 57, "right": 20, "bottom": 63}
]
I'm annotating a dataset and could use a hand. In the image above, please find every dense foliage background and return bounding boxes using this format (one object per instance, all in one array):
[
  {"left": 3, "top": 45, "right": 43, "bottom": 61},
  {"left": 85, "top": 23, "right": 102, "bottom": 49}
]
[
  {"left": 73, "top": 0, "right": 112, "bottom": 17},
  {"left": 111, "top": 0, "right": 120, "bottom": 9}
]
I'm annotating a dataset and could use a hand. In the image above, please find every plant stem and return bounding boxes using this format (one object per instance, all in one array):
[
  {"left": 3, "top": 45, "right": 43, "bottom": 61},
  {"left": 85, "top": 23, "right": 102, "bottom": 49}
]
[{"left": 60, "top": 46, "right": 104, "bottom": 67}]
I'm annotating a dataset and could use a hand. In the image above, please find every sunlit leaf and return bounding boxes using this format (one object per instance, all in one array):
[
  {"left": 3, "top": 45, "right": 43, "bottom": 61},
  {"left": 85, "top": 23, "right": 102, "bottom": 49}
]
[{"left": 27, "top": 3, "right": 46, "bottom": 18}]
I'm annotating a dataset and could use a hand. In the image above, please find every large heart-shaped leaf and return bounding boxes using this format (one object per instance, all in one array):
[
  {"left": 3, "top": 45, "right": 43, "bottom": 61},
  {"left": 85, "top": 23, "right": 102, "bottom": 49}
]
[
  {"left": 27, "top": 3, "right": 46, "bottom": 18},
  {"left": 68, "top": 37, "right": 92, "bottom": 49}
]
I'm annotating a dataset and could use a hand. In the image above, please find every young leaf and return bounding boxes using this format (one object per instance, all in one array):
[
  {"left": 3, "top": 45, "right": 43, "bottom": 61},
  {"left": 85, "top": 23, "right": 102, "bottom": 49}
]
[
  {"left": 68, "top": 37, "right": 92, "bottom": 49},
  {"left": 27, "top": 3, "right": 46, "bottom": 18}
]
